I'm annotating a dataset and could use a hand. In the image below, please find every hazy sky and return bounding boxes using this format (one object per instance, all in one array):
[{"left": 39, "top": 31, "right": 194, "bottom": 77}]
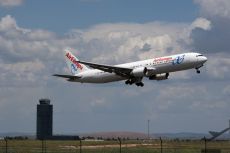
[{"left": 0, "top": 0, "right": 230, "bottom": 134}]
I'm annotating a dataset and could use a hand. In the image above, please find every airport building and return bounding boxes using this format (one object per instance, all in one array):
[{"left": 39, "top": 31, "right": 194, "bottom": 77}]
[{"left": 36, "top": 99, "right": 79, "bottom": 140}]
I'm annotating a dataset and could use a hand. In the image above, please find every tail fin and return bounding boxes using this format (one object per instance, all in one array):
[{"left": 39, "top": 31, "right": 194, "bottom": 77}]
[{"left": 64, "top": 48, "right": 89, "bottom": 75}]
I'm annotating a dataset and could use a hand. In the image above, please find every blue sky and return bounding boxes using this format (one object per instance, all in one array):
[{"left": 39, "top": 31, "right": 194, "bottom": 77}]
[
  {"left": 1, "top": 0, "right": 198, "bottom": 33},
  {"left": 0, "top": 0, "right": 230, "bottom": 135}
]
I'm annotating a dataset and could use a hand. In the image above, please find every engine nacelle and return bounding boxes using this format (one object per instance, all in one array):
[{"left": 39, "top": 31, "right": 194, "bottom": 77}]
[
  {"left": 145, "top": 68, "right": 156, "bottom": 77},
  {"left": 149, "top": 73, "right": 169, "bottom": 80},
  {"left": 131, "top": 67, "right": 147, "bottom": 77}
]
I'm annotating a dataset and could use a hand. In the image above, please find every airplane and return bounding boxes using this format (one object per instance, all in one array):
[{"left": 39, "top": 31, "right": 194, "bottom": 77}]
[{"left": 53, "top": 48, "right": 207, "bottom": 87}]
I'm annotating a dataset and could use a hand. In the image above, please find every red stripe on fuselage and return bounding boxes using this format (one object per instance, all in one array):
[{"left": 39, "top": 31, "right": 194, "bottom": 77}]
[{"left": 154, "top": 57, "right": 172, "bottom": 62}]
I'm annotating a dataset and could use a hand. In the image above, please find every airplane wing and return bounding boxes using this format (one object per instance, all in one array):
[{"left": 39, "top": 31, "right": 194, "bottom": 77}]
[
  {"left": 53, "top": 74, "right": 81, "bottom": 79},
  {"left": 209, "top": 131, "right": 219, "bottom": 137},
  {"left": 78, "top": 61, "right": 133, "bottom": 77}
]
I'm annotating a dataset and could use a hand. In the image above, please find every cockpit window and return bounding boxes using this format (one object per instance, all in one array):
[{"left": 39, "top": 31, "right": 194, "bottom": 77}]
[{"left": 196, "top": 54, "right": 203, "bottom": 57}]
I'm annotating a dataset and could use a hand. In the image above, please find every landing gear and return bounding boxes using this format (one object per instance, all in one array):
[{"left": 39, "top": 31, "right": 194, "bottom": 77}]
[
  {"left": 195, "top": 65, "right": 203, "bottom": 74},
  {"left": 125, "top": 80, "right": 133, "bottom": 85},
  {"left": 135, "top": 82, "right": 144, "bottom": 87},
  {"left": 125, "top": 78, "right": 144, "bottom": 87}
]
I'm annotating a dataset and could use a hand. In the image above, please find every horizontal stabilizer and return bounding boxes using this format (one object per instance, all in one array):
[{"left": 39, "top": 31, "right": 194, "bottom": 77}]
[{"left": 53, "top": 74, "right": 81, "bottom": 79}]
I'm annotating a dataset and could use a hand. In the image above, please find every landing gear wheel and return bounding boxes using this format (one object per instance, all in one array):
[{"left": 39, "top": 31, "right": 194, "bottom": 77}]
[
  {"left": 196, "top": 68, "right": 201, "bottom": 74},
  {"left": 125, "top": 80, "right": 133, "bottom": 85},
  {"left": 140, "top": 82, "right": 144, "bottom": 87},
  {"left": 135, "top": 82, "right": 144, "bottom": 87}
]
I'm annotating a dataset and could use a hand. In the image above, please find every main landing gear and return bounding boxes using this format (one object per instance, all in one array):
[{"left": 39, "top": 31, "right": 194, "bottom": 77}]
[
  {"left": 125, "top": 79, "right": 133, "bottom": 85},
  {"left": 135, "top": 82, "right": 144, "bottom": 87},
  {"left": 125, "top": 79, "right": 144, "bottom": 87}
]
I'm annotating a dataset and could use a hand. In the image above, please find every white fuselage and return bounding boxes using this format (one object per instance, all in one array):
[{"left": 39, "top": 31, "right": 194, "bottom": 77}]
[{"left": 70, "top": 52, "right": 207, "bottom": 83}]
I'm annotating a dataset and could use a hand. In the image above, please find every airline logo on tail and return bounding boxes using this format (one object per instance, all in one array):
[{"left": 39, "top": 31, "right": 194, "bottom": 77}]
[
  {"left": 65, "top": 52, "right": 83, "bottom": 70},
  {"left": 71, "top": 64, "right": 77, "bottom": 74}
]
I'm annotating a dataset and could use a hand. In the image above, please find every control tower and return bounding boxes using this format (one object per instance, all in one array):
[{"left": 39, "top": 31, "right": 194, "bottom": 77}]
[{"left": 36, "top": 99, "right": 53, "bottom": 140}]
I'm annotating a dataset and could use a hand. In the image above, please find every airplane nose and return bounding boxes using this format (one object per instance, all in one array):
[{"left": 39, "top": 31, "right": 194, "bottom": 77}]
[
  {"left": 202, "top": 56, "right": 208, "bottom": 62},
  {"left": 199, "top": 56, "right": 207, "bottom": 63}
]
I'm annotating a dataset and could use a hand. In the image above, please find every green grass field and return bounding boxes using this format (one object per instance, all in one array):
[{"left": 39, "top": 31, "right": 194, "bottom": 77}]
[{"left": 0, "top": 139, "right": 230, "bottom": 153}]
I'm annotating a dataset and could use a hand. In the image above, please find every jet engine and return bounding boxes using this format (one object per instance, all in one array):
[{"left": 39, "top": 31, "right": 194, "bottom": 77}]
[
  {"left": 131, "top": 67, "right": 147, "bottom": 77},
  {"left": 149, "top": 73, "right": 169, "bottom": 80}
]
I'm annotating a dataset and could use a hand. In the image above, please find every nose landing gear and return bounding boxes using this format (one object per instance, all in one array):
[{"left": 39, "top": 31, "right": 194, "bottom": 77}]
[{"left": 195, "top": 65, "right": 203, "bottom": 74}]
